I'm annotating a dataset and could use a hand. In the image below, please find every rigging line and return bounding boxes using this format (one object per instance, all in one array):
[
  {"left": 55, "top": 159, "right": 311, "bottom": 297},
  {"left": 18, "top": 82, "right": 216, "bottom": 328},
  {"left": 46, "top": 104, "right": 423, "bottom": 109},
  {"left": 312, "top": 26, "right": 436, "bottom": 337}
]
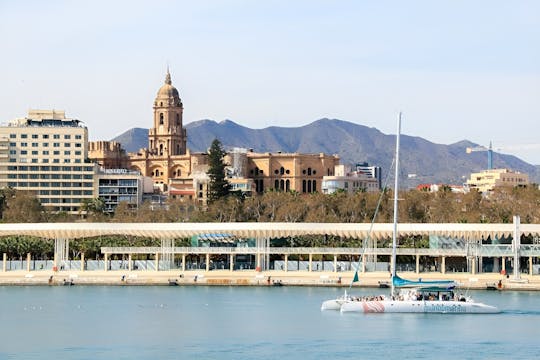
[{"left": 348, "top": 157, "right": 396, "bottom": 290}]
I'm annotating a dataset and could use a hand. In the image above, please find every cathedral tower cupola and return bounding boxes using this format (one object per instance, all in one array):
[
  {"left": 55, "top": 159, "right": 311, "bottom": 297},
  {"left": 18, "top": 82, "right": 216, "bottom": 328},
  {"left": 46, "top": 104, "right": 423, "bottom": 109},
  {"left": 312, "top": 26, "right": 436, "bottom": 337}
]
[{"left": 149, "top": 68, "right": 187, "bottom": 156}]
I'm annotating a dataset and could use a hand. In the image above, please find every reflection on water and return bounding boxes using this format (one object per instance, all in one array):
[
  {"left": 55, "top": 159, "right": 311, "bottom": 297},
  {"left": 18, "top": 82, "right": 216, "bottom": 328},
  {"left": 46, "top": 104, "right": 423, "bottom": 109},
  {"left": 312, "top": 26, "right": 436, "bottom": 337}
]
[{"left": 0, "top": 286, "right": 538, "bottom": 359}]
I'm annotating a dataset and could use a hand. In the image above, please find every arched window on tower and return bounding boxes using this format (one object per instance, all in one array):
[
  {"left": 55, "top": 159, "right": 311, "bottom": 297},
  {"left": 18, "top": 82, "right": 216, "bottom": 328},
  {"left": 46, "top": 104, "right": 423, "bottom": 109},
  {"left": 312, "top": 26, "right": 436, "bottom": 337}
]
[
  {"left": 159, "top": 113, "right": 164, "bottom": 125},
  {"left": 286, "top": 179, "right": 290, "bottom": 192},
  {"left": 176, "top": 144, "right": 180, "bottom": 154},
  {"left": 176, "top": 114, "right": 180, "bottom": 126},
  {"left": 159, "top": 144, "right": 163, "bottom": 156}
]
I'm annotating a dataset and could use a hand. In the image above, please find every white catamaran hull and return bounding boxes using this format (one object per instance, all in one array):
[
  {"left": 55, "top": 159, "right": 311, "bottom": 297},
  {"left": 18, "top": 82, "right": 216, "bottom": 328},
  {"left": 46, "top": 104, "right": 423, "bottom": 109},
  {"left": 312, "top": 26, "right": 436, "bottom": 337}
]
[
  {"left": 340, "top": 300, "right": 500, "bottom": 314},
  {"left": 321, "top": 299, "right": 350, "bottom": 311}
]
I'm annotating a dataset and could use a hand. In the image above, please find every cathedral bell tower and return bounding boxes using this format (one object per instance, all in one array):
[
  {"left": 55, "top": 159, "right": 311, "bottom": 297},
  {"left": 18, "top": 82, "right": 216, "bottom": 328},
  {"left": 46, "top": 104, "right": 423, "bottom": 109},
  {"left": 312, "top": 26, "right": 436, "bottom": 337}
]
[{"left": 149, "top": 69, "right": 187, "bottom": 156}]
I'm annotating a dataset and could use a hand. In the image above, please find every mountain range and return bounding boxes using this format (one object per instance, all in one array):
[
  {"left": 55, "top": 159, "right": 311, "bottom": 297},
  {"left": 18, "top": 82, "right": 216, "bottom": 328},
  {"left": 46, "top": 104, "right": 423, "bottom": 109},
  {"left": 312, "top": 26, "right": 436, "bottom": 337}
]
[{"left": 111, "top": 118, "right": 540, "bottom": 187}]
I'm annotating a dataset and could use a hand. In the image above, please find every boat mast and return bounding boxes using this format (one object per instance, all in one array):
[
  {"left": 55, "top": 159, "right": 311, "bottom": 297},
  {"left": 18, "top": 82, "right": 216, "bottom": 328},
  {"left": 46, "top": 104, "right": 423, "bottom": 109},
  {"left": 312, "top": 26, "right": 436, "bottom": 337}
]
[{"left": 391, "top": 112, "right": 402, "bottom": 296}]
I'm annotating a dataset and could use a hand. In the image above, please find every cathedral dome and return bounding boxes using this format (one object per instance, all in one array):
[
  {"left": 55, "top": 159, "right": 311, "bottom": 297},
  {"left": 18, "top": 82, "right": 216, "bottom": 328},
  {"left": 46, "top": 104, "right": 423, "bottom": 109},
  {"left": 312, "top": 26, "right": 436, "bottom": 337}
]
[{"left": 156, "top": 69, "right": 181, "bottom": 101}]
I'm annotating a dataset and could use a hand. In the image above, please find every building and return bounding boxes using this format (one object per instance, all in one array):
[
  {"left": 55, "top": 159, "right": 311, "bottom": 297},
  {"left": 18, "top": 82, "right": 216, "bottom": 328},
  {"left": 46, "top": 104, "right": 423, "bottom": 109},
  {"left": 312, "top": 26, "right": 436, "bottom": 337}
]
[
  {"left": 0, "top": 110, "right": 95, "bottom": 213},
  {"left": 354, "top": 162, "right": 382, "bottom": 189},
  {"left": 90, "top": 70, "right": 342, "bottom": 202},
  {"left": 119, "top": 69, "right": 209, "bottom": 202},
  {"left": 88, "top": 141, "right": 128, "bottom": 169},
  {"left": 224, "top": 148, "right": 339, "bottom": 196},
  {"left": 94, "top": 168, "right": 153, "bottom": 213},
  {"left": 466, "top": 168, "right": 529, "bottom": 193},
  {"left": 321, "top": 164, "right": 380, "bottom": 194}
]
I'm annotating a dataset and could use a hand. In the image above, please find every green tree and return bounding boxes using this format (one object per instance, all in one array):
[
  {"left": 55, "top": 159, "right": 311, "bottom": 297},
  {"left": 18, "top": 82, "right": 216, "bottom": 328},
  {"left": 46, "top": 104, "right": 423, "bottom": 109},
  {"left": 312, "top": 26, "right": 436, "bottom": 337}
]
[
  {"left": 207, "top": 138, "right": 230, "bottom": 202},
  {"left": 2, "top": 190, "right": 45, "bottom": 222}
]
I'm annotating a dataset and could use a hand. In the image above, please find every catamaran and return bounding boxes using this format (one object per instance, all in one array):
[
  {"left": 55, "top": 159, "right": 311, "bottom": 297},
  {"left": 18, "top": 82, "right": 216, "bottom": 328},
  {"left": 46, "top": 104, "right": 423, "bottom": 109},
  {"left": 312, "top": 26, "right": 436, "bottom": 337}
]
[{"left": 322, "top": 113, "right": 500, "bottom": 314}]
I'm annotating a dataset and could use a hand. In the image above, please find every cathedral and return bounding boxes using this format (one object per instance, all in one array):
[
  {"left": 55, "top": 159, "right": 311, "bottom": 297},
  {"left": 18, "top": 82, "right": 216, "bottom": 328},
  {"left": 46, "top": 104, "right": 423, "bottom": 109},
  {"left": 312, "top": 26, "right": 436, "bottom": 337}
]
[{"left": 89, "top": 69, "right": 340, "bottom": 203}]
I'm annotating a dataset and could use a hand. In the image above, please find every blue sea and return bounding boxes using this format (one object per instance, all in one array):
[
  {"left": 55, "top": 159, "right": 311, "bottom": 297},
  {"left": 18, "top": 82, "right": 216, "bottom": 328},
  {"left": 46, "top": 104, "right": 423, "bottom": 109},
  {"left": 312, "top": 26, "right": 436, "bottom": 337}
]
[{"left": 0, "top": 285, "right": 539, "bottom": 359}]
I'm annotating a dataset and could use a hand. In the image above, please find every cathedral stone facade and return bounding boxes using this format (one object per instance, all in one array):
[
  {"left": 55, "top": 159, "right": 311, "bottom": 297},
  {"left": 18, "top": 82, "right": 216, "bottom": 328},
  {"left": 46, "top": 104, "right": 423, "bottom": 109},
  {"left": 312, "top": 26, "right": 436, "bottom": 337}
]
[{"left": 89, "top": 69, "right": 340, "bottom": 203}]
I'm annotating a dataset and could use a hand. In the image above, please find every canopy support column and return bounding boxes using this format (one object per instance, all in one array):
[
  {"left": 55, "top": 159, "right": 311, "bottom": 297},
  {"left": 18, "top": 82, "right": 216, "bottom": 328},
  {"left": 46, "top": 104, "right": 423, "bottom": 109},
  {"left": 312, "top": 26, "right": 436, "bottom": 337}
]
[
  {"left": 441, "top": 256, "right": 446, "bottom": 274},
  {"left": 128, "top": 254, "right": 132, "bottom": 271},
  {"left": 160, "top": 238, "right": 174, "bottom": 271},
  {"left": 205, "top": 253, "right": 210, "bottom": 272},
  {"left": 54, "top": 238, "right": 69, "bottom": 271},
  {"left": 513, "top": 215, "right": 521, "bottom": 281},
  {"left": 2, "top": 253, "right": 6, "bottom": 272},
  {"left": 284, "top": 254, "right": 288, "bottom": 272},
  {"left": 81, "top": 252, "right": 85, "bottom": 271},
  {"left": 230, "top": 254, "right": 234, "bottom": 272},
  {"left": 308, "top": 253, "right": 313, "bottom": 272},
  {"left": 333, "top": 255, "right": 337, "bottom": 273},
  {"left": 415, "top": 255, "right": 420, "bottom": 274},
  {"left": 181, "top": 254, "right": 186, "bottom": 272}
]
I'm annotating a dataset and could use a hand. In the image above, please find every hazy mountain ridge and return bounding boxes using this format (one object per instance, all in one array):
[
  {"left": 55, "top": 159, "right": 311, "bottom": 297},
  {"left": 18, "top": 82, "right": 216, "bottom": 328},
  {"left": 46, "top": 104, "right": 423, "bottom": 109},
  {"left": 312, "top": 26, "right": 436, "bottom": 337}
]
[{"left": 112, "top": 118, "right": 540, "bottom": 187}]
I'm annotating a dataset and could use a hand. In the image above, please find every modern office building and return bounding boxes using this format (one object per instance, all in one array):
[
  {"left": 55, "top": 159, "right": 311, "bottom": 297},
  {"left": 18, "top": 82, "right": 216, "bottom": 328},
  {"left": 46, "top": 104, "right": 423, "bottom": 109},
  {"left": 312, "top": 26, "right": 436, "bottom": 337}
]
[
  {"left": 95, "top": 168, "right": 153, "bottom": 213},
  {"left": 0, "top": 110, "right": 95, "bottom": 213}
]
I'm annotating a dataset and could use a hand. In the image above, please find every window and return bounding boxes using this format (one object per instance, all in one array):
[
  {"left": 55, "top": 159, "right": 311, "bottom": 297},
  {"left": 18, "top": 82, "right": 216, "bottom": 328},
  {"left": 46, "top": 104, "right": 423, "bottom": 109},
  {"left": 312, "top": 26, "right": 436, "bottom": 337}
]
[
  {"left": 21, "top": 134, "right": 27, "bottom": 139},
  {"left": 75, "top": 135, "right": 82, "bottom": 140},
  {"left": 64, "top": 143, "right": 71, "bottom": 147},
  {"left": 21, "top": 142, "right": 27, "bottom": 147},
  {"left": 75, "top": 143, "right": 81, "bottom": 148},
  {"left": 9, "top": 134, "right": 16, "bottom": 139},
  {"left": 53, "top": 143, "right": 60, "bottom": 147},
  {"left": 32, "top": 143, "right": 38, "bottom": 147},
  {"left": 42, "top": 159, "right": 49, "bottom": 163},
  {"left": 9, "top": 142, "right": 16, "bottom": 146},
  {"left": 43, "top": 150, "right": 49, "bottom": 155},
  {"left": 9, "top": 150, "right": 16, "bottom": 155},
  {"left": 43, "top": 134, "right": 49, "bottom": 139},
  {"left": 64, "top": 151, "right": 71, "bottom": 155},
  {"left": 21, "top": 150, "right": 27, "bottom": 155},
  {"left": 64, "top": 135, "right": 71, "bottom": 139},
  {"left": 53, "top": 134, "right": 60, "bottom": 139},
  {"left": 32, "top": 134, "right": 38, "bottom": 139},
  {"left": 43, "top": 143, "right": 49, "bottom": 147},
  {"left": 31, "top": 151, "right": 38, "bottom": 155},
  {"left": 159, "top": 113, "right": 164, "bottom": 125},
  {"left": 53, "top": 151, "right": 60, "bottom": 155}
]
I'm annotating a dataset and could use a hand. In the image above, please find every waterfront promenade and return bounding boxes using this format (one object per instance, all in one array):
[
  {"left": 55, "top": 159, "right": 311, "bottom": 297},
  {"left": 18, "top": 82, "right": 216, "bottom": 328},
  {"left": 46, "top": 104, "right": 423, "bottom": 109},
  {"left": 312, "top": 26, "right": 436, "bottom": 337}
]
[{"left": 2, "top": 269, "right": 540, "bottom": 290}]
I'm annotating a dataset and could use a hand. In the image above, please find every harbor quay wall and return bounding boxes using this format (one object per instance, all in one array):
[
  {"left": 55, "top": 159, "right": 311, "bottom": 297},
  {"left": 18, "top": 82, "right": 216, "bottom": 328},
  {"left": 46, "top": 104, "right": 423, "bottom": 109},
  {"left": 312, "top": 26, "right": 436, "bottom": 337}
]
[{"left": 1, "top": 269, "right": 540, "bottom": 291}]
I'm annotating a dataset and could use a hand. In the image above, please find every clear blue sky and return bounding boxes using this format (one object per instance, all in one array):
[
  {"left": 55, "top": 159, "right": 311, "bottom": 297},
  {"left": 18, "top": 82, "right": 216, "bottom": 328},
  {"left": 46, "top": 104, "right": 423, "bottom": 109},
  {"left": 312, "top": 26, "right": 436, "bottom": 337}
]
[{"left": 1, "top": 1, "right": 539, "bottom": 163}]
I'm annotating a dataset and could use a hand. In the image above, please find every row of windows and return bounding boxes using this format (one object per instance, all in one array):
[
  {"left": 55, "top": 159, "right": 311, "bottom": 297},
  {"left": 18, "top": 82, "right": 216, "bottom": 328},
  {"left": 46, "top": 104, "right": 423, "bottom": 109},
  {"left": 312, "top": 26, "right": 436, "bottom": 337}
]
[
  {"left": 7, "top": 182, "right": 93, "bottom": 188},
  {"left": 99, "top": 188, "right": 138, "bottom": 195},
  {"left": 10, "top": 158, "right": 82, "bottom": 164},
  {"left": 7, "top": 165, "right": 94, "bottom": 172},
  {"left": 8, "top": 173, "right": 89, "bottom": 180},
  {"left": 10, "top": 134, "right": 82, "bottom": 140},
  {"left": 10, "top": 142, "right": 82, "bottom": 148},
  {"left": 39, "top": 190, "right": 92, "bottom": 196},
  {"left": 41, "top": 197, "right": 92, "bottom": 204},
  {"left": 11, "top": 150, "right": 82, "bottom": 156},
  {"left": 99, "top": 179, "right": 139, "bottom": 187},
  {"left": 252, "top": 167, "right": 326, "bottom": 176}
]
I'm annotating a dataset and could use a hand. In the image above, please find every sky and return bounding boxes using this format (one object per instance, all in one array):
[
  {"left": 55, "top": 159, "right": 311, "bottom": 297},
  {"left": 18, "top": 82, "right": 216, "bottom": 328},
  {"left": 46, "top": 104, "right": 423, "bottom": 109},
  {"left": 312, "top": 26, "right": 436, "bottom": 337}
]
[{"left": 1, "top": 1, "right": 539, "bottom": 163}]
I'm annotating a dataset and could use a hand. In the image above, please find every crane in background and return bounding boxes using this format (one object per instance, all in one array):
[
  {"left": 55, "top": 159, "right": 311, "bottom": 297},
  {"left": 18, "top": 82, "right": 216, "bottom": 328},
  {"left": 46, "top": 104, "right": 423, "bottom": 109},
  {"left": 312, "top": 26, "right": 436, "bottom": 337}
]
[
  {"left": 466, "top": 142, "right": 540, "bottom": 169},
  {"left": 466, "top": 141, "right": 493, "bottom": 169}
]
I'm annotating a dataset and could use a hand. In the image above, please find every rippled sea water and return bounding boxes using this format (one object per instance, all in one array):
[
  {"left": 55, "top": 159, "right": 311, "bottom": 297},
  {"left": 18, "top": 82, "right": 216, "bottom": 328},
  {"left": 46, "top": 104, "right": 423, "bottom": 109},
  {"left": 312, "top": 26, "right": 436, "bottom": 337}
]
[{"left": 0, "top": 285, "right": 538, "bottom": 359}]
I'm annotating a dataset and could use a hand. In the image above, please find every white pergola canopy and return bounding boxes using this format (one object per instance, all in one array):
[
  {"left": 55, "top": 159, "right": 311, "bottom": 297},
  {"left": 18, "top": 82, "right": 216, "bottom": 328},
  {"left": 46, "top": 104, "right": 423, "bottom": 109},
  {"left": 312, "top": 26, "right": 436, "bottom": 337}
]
[{"left": 0, "top": 222, "right": 538, "bottom": 240}]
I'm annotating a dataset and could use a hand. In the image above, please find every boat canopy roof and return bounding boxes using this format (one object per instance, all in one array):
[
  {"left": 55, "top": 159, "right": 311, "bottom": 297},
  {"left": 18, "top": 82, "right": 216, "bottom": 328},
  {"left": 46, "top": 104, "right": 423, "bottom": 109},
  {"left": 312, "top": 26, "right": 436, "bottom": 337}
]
[{"left": 392, "top": 274, "right": 456, "bottom": 289}]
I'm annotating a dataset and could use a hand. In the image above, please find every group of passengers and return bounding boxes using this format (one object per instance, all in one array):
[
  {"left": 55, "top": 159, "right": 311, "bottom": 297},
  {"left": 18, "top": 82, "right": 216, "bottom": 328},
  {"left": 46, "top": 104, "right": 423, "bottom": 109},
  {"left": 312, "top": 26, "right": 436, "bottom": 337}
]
[{"left": 350, "top": 295, "right": 385, "bottom": 302}]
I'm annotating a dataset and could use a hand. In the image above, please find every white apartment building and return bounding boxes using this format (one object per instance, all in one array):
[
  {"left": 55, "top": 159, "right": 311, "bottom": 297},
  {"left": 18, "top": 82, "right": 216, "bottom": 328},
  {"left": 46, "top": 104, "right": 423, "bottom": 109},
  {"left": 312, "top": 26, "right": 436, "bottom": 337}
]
[
  {"left": 0, "top": 110, "right": 96, "bottom": 213},
  {"left": 322, "top": 164, "right": 380, "bottom": 194}
]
